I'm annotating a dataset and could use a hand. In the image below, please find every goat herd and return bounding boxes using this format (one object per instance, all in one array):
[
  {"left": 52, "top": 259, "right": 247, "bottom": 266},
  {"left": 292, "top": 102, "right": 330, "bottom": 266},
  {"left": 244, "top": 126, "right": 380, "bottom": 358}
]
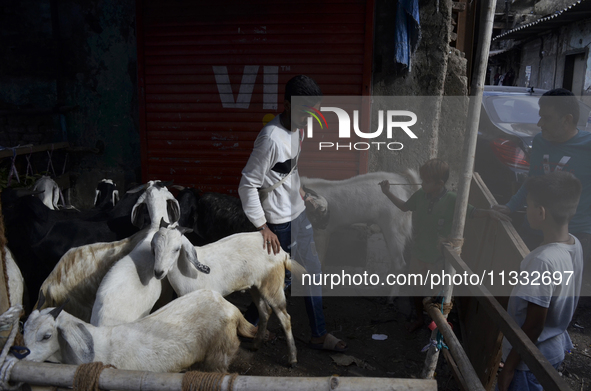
[{"left": 3, "top": 171, "right": 417, "bottom": 374}]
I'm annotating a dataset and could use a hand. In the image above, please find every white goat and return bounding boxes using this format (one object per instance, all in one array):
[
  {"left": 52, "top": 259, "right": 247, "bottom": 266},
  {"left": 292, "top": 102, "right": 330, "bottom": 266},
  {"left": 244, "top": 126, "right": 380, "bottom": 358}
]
[
  {"left": 33, "top": 175, "right": 61, "bottom": 210},
  {"left": 37, "top": 180, "right": 181, "bottom": 323},
  {"left": 24, "top": 289, "right": 257, "bottom": 373},
  {"left": 37, "top": 229, "right": 148, "bottom": 322},
  {"left": 91, "top": 184, "right": 210, "bottom": 327},
  {"left": 300, "top": 171, "right": 419, "bottom": 273},
  {"left": 5, "top": 246, "right": 24, "bottom": 306},
  {"left": 151, "top": 222, "right": 305, "bottom": 366}
]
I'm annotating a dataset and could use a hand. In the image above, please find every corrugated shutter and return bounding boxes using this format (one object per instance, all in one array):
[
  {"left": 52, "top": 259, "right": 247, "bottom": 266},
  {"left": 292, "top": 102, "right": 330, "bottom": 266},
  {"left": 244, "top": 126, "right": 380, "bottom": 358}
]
[{"left": 137, "top": 0, "right": 373, "bottom": 194}]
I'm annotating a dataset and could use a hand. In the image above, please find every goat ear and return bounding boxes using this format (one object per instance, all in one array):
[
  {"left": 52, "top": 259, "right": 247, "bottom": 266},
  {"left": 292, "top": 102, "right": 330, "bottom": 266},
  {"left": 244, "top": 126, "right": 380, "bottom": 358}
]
[
  {"left": 178, "top": 226, "right": 193, "bottom": 235},
  {"left": 94, "top": 190, "right": 100, "bottom": 206},
  {"left": 112, "top": 190, "right": 119, "bottom": 205},
  {"left": 131, "top": 201, "right": 148, "bottom": 228},
  {"left": 57, "top": 322, "right": 95, "bottom": 363},
  {"left": 167, "top": 199, "right": 180, "bottom": 224},
  {"left": 171, "top": 185, "right": 185, "bottom": 191},
  {"left": 159, "top": 217, "right": 169, "bottom": 229},
  {"left": 302, "top": 185, "right": 319, "bottom": 197},
  {"left": 52, "top": 185, "right": 60, "bottom": 209},
  {"left": 181, "top": 236, "right": 210, "bottom": 274}
]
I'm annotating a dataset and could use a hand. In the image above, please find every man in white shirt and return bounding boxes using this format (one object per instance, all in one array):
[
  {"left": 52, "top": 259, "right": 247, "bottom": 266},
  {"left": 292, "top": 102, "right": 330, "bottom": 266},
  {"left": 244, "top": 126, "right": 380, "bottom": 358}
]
[{"left": 239, "top": 75, "right": 347, "bottom": 352}]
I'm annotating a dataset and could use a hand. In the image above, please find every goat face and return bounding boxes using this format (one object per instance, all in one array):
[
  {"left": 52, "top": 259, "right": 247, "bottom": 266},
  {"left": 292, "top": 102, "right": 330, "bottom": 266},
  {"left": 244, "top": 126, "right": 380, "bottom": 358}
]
[
  {"left": 152, "top": 223, "right": 210, "bottom": 279},
  {"left": 131, "top": 182, "right": 180, "bottom": 228},
  {"left": 302, "top": 187, "right": 330, "bottom": 229},
  {"left": 23, "top": 309, "right": 62, "bottom": 362}
]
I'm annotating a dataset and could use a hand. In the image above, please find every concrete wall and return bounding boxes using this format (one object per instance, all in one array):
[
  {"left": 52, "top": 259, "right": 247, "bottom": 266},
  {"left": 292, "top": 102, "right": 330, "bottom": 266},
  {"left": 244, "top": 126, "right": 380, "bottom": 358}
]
[
  {"left": 371, "top": 0, "right": 468, "bottom": 191},
  {"left": 0, "top": 0, "right": 139, "bottom": 208},
  {"left": 516, "top": 19, "right": 591, "bottom": 105}
]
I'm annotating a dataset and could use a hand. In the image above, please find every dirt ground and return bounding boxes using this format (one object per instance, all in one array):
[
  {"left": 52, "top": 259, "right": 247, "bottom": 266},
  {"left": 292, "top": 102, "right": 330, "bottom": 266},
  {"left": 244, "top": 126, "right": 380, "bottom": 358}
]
[
  {"left": 224, "top": 230, "right": 591, "bottom": 391},
  {"left": 227, "top": 292, "right": 460, "bottom": 389}
]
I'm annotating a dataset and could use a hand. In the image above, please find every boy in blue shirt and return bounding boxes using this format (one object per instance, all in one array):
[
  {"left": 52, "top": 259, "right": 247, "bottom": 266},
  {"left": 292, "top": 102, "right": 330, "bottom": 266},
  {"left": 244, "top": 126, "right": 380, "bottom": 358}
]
[{"left": 497, "top": 172, "right": 583, "bottom": 391}]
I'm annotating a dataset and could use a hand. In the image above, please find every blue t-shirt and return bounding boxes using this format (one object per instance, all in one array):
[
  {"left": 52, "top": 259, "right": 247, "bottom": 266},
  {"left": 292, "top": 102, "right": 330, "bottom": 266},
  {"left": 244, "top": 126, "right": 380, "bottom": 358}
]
[{"left": 506, "top": 131, "right": 591, "bottom": 234}]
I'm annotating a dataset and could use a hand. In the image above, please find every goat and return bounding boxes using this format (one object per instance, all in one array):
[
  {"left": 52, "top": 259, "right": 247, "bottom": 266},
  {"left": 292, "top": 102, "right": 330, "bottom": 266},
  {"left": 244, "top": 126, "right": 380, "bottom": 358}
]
[
  {"left": 33, "top": 175, "right": 61, "bottom": 210},
  {"left": 24, "top": 290, "right": 257, "bottom": 373},
  {"left": 4, "top": 181, "right": 172, "bottom": 311},
  {"left": 5, "top": 246, "right": 24, "bottom": 307},
  {"left": 37, "top": 181, "right": 183, "bottom": 323},
  {"left": 36, "top": 229, "right": 148, "bottom": 322},
  {"left": 300, "top": 170, "right": 419, "bottom": 273},
  {"left": 90, "top": 226, "right": 209, "bottom": 327},
  {"left": 93, "top": 179, "right": 119, "bottom": 210},
  {"left": 173, "top": 186, "right": 256, "bottom": 245},
  {"left": 151, "top": 222, "right": 303, "bottom": 366}
]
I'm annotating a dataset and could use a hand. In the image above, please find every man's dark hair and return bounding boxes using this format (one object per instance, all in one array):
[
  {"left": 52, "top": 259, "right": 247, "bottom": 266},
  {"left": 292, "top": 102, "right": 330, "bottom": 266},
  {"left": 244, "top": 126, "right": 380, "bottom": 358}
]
[
  {"left": 284, "top": 75, "right": 322, "bottom": 106},
  {"left": 525, "top": 171, "right": 582, "bottom": 225},
  {"left": 539, "top": 88, "right": 580, "bottom": 125}
]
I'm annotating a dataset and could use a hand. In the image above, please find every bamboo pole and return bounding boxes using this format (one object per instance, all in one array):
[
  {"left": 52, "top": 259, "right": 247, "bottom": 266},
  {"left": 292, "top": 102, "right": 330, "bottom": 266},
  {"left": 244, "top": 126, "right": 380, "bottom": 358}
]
[
  {"left": 421, "top": 0, "right": 498, "bottom": 380},
  {"left": 423, "top": 298, "right": 484, "bottom": 391},
  {"left": 9, "top": 361, "right": 438, "bottom": 391}
]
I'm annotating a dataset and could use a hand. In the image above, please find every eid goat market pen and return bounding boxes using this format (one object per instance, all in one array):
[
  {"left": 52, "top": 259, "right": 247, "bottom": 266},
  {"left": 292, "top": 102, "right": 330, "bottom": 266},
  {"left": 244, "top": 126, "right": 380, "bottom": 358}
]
[{"left": 0, "top": 0, "right": 579, "bottom": 388}]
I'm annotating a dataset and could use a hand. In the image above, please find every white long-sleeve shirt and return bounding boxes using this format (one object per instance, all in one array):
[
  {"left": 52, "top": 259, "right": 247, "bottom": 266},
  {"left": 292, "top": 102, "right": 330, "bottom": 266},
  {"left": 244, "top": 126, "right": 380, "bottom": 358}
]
[{"left": 238, "top": 115, "right": 306, "bottom": 227}]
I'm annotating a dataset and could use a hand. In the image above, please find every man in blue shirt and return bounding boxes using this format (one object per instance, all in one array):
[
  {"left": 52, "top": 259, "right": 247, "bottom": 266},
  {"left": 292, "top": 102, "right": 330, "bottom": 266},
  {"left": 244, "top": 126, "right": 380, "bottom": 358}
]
[{"left": 494, "top": 88, "right": 591, "bottom": 269}]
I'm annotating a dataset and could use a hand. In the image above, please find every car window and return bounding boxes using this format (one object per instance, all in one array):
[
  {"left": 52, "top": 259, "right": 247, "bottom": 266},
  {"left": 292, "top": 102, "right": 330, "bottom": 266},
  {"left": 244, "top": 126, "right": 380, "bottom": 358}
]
[{"left": 489, "top": 96, "right": 540, "bottom": 124}]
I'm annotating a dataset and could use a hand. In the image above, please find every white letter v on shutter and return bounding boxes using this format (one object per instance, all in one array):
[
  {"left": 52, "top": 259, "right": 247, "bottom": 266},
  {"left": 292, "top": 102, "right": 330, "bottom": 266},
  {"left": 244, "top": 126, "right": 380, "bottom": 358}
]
[{"left": 213, "top": 65, "right": 259, "bottom": 109}]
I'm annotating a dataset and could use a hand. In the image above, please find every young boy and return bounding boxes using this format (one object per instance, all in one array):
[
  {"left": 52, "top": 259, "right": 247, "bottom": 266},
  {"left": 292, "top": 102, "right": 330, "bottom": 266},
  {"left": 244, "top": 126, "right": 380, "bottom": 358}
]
[
  {"left": 497, "top": 172, "right": 583, "bottom": 391},
  {"left": 380, "top": 158, "right": 509, "bottom": 332}
]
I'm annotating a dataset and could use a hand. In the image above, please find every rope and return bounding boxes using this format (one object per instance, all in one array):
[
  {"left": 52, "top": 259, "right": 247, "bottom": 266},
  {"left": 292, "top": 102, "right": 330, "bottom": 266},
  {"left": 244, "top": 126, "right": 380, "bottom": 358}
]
[
  {"left": 438, "top": 237, "right": 465, "bottom": 255},
  {"left": 0, "top": 306, "right": 24, "bottom": 391},
  {"left": 72, "top": 362, "right": 116, "bottom": 391},
  {"left": 182, "top": 371, "right": 239, "bottom": 391},
  {"left": 425, "top": 301, "right": 454, "bottom": 316}
]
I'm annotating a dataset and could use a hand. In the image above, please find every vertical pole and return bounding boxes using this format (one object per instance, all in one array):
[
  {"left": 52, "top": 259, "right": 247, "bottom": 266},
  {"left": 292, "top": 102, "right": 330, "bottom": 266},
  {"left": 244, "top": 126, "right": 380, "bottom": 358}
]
[
  {"left": 0, "top": 189, "right": 13, "bottom": 351},
  {"left": 421, "top": 0, "right": 498, "bottom": 380}
]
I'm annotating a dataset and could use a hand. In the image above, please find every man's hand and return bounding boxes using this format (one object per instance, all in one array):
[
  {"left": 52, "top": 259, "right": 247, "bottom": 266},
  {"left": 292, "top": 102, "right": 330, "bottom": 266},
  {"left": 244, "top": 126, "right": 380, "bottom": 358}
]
[
  {"left": 492, "top": 204, "right": 511, "bottom": 215},
  {"left": 379, "top": 180, "right": 391, "bottom": 195},
  {"left": 259, "top": 224, "right": 280, "bottom": 255},
  {"left": 496, "top": 367, "right": 515, "bottom": 391}
]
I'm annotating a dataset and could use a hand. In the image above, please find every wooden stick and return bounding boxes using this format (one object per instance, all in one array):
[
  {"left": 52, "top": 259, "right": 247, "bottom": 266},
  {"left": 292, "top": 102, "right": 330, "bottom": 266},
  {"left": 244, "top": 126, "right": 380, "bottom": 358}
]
[
  {"left": 442, "top": 245, "right": 573, "bottom": 391},
  {"left": 0, "top": 142, "right": 70, "bottom": 159},
  {"left": 423, "top": 298, "right": 485, "bottom": 391},
  {"left": 10, "top": 361, "right": 437, "bottom": 391},
  {"left": 376, "top": 183, "right": 422, "bottom": 185}
]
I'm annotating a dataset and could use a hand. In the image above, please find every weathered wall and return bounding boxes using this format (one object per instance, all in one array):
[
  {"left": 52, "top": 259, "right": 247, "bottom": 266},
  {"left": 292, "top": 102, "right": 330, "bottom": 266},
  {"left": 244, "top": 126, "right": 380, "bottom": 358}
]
[
  {"left": 0, "top": 0, "right": 139, "bottom": 208},
  {"left": 371, "top": 0, "right": 468, "bottom": 191},
  {"left": 515, "top": 19, "right": 591, "bottom": 105}
]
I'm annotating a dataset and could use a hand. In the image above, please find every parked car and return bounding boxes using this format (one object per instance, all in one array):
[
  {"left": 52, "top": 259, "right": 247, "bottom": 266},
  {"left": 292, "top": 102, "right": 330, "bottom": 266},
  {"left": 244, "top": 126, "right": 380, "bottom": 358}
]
[{"left": 474, "top": 86, "right": 591, "bottom": 205}]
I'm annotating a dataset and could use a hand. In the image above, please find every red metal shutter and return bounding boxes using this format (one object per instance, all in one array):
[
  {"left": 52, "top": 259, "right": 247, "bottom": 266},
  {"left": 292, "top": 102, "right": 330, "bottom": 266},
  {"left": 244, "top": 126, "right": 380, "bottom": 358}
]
[{"left": 137, "top": 0, "right": 374, "bottom": 194}]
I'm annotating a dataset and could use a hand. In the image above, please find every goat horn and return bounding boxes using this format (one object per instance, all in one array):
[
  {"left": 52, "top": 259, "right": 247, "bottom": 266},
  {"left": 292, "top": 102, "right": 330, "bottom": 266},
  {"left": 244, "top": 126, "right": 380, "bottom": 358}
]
[
  {"left": 127, "top": 183, "right": 147, "bottom": 194},
  {"left": 159, "top": 218, "right": 169, "bottom": 229},
  {"left": 35, "top": 290, "right": 46, "bottom": 310},
  {"left": 49, "top": 298, "right": 70, "bottom": 319}
]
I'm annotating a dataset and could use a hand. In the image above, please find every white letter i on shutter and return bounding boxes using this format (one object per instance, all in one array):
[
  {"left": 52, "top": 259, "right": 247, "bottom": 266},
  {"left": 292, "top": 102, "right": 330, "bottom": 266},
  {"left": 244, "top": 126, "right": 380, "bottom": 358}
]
[{"left": 212, "top": 65, "right": 259, "bottom": 109}]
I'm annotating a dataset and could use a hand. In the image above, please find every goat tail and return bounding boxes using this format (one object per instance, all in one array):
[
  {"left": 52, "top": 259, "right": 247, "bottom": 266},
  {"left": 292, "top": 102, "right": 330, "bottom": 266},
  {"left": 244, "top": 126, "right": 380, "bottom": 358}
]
[
  {"left": 236, "top": 313, "right": 257, "bottom": 339},
  {"left": 285, "top": 256, "right": 308, "bottom": 279}
]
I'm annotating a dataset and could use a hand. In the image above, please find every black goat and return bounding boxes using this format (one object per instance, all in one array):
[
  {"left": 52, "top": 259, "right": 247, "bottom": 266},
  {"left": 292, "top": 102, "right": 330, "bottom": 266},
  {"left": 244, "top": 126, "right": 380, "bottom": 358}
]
[
  {"left": 1, "top": 186, "right": 147, "bottom": 307},
  {"left": 93, "top": 179, "right": 119, "bottom": 210},
  {"left": 174, "top": 187, "right": 257, "bottom": 245}
]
